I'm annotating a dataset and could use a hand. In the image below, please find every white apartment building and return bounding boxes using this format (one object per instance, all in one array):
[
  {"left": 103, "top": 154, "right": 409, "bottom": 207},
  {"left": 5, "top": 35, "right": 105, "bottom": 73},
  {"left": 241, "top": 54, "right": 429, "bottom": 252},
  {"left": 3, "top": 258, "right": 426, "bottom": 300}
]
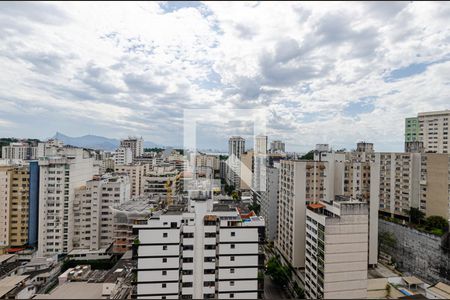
[
  {"left": 73, "top": 174, "right": 131, "bottom": 251},
  {"left": 115, "top": 163, "right": 149, "bottom": 197},
  {"left": 135, "top": 196, "right": 265, "bottom": 299},
  {"left": 226, "top": 137, "right": 245, "bottom": 189},
  {"left": 418, "top": 110, "right": 450, "bottom": 154},
  {"left": 114, "top": 147, "right": 133, "bottom": 166},
  {"left": 142, "top": 167, "right": 182, "bottom": 205},
  {"left": 37, "top": 147, "right": 97, "bottom": 256},
  {"left": 259, "top": 166, "right": 279, "bottom": 242},
  {"left": 195, "top": 154, "right": 220, "bottom": 171},
  {"left": 370, "top": 152, "right": 421, "bottom": 218},
  {"left": 277, "top": 160, "right": 330, "bottom": 269},
  {"left": 1, "top": 142, "right": 36, "bottom": 160},
  {"left": 305, "top": 198, "right": 368, "bottom": 299},
  {"left": 120, "top": 137, "right": 144, "bottom": 159}
]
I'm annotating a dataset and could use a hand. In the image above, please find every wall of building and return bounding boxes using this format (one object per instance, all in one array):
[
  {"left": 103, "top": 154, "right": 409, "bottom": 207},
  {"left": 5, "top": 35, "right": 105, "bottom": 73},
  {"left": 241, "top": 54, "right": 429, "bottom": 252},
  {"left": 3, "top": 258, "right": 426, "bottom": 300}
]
[{"left": 379, "top": 219, "right": 450, "bottom": 285}]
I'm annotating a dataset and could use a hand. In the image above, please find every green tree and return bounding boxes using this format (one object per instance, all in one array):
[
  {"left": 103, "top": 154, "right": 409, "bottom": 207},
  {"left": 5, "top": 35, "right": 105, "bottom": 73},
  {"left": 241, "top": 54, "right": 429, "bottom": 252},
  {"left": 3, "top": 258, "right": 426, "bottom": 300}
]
[
  {"left": 248, "top": 201, "right": 260, "bottom": 215},
  {"left": 231, "top": 191, "right": 240, "bottom": 200},
  {"left": 408, "top": 207, "right": 425, "bottom": 225},
  {"left": 300, "top": 151, "right": 314, "bottom": 160},
  {"left": 379, "top": 231, "right": 396, "bottom": 252},
  {"left": 266, "top": 256, "right": 291, "bottom": 285},
  {"left": 425, "top": 216, "right": 449, "bottom": 232}
]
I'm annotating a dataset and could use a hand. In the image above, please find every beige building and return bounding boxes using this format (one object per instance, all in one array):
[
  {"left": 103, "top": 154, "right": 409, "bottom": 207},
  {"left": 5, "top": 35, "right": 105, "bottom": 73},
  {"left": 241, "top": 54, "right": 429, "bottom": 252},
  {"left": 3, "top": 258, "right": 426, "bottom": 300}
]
[
  {"left": 305, "top": 198, "right": 368, "bottom": 299},
  {"left": 277, "top": 160, "right": 329, "bottom": 269},
  {"left": 73, "top": 174, "right": 131, "bottom": 251},
  {"left": 417, "top": 110, "right": 450, "bottom": 154},
  {"left": 0, "top": 165, "right": 30, "bottom": 248},
  {"left": 240, "top": 150, "right": 254, "bottom": 191},
  {"left": 115, "top": 163, "right": 149, "bottom": 197},
  {"left": 120, "top": 137, "right": 144, "bottom": 159},
  {"left": 419, "top": 153, "right": 450, "bottom": 220}
]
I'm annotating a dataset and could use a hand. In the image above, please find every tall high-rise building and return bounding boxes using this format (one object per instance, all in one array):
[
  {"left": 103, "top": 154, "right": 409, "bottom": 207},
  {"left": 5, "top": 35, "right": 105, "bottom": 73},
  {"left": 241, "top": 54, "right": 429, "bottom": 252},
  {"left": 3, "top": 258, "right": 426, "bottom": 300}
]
[
  {"left": 304, "top": 198, "right": 368, "bottom": 299},
  {"left": 254, "top": 135, "right": 268, "bottom": 155},
  {"left": 115, "top": 147, "right": 133, "bottom": 166},
  {"left": 37, "top": 148, "right": 97, "bottom": 256},
  {"left": 1, "top": 142, "right": 36, "bottom": 160},
  {"left": 405, "top": 117, "right": 420, "bottom": 143},
  {"left": 120, "top": 137, "right": 144, "bottom": 159},
  {"left": 226, "top": 137, "right": 245, "bottom": 188},
  {"left": 135, "top": 197, "right": 265, "bottom": 299},
  {"left": 406, "top": 110, "right": 450, "bottom": 153},
  {"left": 240, "top": 151, "right": 254, "bottom": 191},
  {"left": 277, "top": 160, "right": 330, "bottom": 269},
  {"left": 73, "top": 174, "right": 130, "bottom": 251},
  {"left": 259, "top": 166, "right": 279, "bottom": 242},
  {"left": 28, "top": 161, "right": 39, "bottom": 247},
  {"left": 270, "top": 140, "right": 285, "bottom": 153},
  {"left": 115, "top": 163, "right": 149, "bottom": 197},
  {"left": 0, "top": 165, "right": 30, "bottom": 248}
]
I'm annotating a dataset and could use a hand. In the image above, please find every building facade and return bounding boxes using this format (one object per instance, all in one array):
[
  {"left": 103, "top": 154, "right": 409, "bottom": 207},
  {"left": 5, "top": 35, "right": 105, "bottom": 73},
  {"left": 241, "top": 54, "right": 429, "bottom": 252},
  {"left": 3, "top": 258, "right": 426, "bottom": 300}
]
[
  {"left": 120, "top": 137, "right": 144, "bottom": 159},
  {"left": 226, "top": 137, "right": 245, "bottom": 189},
  {"left": 37, "top": 148, "right": 97, "bottom": 256},
  {"left": 135, "top": 197, "right": 265, "bottom": 299},
  {"left": 305, "top": 199, "right": 368, "bottom": 299},
  {"left": 0, "top": 165, "right": 30, "bottom": 248},
  {"left": 418, "top": 110, "right": 450, "bottom": 154},
  {"left": 73, "top": 174, "right": 131, "bottom": 251},
  {"left": 114, "top": 147, "right": 133, "bottom": 166}
]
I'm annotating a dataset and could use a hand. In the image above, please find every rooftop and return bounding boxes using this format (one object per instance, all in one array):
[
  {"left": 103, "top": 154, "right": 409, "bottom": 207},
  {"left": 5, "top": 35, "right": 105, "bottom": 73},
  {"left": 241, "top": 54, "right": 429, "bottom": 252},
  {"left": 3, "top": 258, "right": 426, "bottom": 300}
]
[
  {"left": 34, "top": 282, "right": 104, "bottom": 299},
  {"left": 0, "top": 275, "right": 29, "bottom": 298}
]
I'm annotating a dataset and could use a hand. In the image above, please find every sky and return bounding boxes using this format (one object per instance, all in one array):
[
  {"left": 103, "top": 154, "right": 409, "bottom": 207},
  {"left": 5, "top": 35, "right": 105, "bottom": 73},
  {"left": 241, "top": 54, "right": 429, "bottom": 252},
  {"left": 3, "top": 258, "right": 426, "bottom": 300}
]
[{"left": 0, "top": 1, "right": 450, "bottom": 152}]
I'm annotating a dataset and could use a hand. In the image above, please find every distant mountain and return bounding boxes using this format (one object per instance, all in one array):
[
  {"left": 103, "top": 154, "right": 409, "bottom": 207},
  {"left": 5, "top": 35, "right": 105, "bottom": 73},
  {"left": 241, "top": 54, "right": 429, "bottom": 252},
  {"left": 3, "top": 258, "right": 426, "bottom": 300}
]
[{"left": 52, "top": 132, "right": 159, "bottom": 151}]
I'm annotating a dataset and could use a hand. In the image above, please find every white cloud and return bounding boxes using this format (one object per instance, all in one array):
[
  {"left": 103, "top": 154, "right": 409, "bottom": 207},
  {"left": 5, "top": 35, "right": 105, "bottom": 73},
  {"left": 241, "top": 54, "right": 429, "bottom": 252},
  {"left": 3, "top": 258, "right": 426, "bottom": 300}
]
[{"left": 0, "top": 1, "right": 449, "bottom": 151}]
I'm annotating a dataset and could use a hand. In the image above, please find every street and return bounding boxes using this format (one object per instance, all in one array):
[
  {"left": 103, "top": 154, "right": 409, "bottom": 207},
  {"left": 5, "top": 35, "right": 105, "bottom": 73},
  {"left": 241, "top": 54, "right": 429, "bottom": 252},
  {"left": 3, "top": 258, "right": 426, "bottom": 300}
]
[{"left": 264, "top": 276, "right": 292, "bottom": 299}]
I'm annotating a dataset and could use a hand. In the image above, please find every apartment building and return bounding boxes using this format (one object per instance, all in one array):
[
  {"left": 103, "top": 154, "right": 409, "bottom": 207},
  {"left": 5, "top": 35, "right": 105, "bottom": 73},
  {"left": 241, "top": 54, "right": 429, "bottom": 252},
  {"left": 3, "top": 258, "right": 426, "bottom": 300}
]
[
  {"left": 407, "top": 110, "right": 450, "bottom": 154},
  {"left": 0, "top": 165, "right": 30, "bottom": 248},
  {"left": 142, "top": 167, "right": 182, "bottom": 205},
  {"left": 270, "top": 140, "right": 285, "bottom": 153},
  {"left": 111, "top": 196, "right": 158, "bottom": 253},
  {"left": 419, "top": 153, "right": 450, "bottom": 220},
  {"left": 195, "top": 154, "right": 220, "bottom": 171},
  {"left": 120, "top": 137, "right": 144, "bottom": 159},
  {"left": 371, "top": 152, "right": 421, "bottom": 219},
  {"left": 1, "top": 142, "right": 36, "bottom": 160},
  {"left": 135, "top": 196, "right": 265, "bottom": 299},
  {"left": 258, "top": 166, "right": 279, "bottom": 242},
  {"left": 277, "top": 160, "right": 329, "bottom": 269},
  {"left": 115, "top": 163, "right": 149, "bottom": 197},
  {"left": 37, "top": 148, "right": 97, "bottom": 256},
  {"left": 73, "top": 174, "right": 131, "bottom": 251},
  {"left": 405, "top": 117, "right": 420, "bottom": 143},
  {"left": 240, "top": 151, "right": 254, "bottom": 191},
  {"left": 226, "top": 137, "right": 245, "bottom": 189},
  {"left": 305, "top": 198, "right": 368, "bottom": 299},
  {"left": 114, "top": 147, "right": 133, "bottom": 166}
]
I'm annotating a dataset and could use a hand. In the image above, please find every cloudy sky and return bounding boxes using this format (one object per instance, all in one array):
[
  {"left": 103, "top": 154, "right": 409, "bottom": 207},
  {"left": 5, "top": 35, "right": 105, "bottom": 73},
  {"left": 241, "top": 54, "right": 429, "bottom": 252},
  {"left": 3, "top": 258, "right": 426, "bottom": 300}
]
[{"left": 0, "top": 1, "right": 450, "bottom": 152}]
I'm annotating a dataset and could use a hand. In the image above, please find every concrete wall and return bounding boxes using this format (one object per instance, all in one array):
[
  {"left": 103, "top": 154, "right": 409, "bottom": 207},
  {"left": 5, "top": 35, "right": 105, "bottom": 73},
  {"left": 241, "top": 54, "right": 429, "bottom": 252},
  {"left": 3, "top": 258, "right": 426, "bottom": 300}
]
[{"left": 379, "top": 219, "right": 450, "bottom": 284}]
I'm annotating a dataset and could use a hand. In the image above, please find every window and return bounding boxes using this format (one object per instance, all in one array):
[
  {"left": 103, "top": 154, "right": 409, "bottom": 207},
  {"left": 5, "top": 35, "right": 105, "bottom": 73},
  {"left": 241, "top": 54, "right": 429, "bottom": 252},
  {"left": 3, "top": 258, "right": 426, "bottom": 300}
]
[
  {"left": 230, "top": 244, "right": 235, "bottom": 249},
  {"left": 230, "top": 294, "right": 234, "bottom": 298},
  {"left": 230, "top": 281, "right": 235, "bottom": 286},
  {"left": 162, "top": 283, "right": 167, "bottom": 288},
  {"left": 162, "top": 270, "right": 167, "bottom": 276},
  {"left": 230, "top": 256, "right": 235, "bottom": 261},
  {"left": 163, "top": 245, "right": 167, "bottom": 250},
  {"left": 163, "top": 232, "right": 168, "bottom": 238},
  {"left": 230, "top": 268, "right": 235, "bottom": 274},
  {"left": 162, "top": 258, "right": 167, "bottom": 263},
  {"left": 182, "top": 282, "right": 193, "bottom": 287},
  {"left": 231, "top": 231, "right": 235, "bottom": 237}
]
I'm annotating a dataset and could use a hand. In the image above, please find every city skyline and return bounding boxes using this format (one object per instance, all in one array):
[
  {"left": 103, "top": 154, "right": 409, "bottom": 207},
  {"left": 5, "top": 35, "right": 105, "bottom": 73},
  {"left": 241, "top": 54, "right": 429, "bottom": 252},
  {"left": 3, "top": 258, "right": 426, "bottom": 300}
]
[{"left": 1, "top": 2, "right": 450, "bottom": 152}]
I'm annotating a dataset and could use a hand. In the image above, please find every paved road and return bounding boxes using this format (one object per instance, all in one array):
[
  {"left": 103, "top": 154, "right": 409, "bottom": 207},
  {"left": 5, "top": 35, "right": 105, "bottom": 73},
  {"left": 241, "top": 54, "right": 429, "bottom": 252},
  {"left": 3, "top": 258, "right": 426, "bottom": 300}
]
[{"left": 264, "top": 276, "right": 292, "bottom": 299}]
